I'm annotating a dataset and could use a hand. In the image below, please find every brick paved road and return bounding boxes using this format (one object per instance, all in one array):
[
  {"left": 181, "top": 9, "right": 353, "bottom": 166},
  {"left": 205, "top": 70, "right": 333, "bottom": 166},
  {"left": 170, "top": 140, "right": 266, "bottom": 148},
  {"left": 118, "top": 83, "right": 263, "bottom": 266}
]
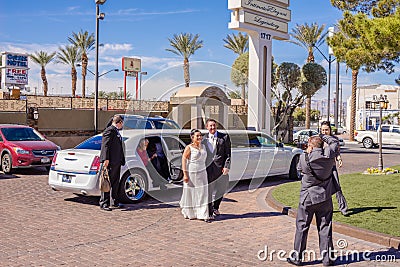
[{"left": 1, "top": 167, "right": 399, "bottom": 266}]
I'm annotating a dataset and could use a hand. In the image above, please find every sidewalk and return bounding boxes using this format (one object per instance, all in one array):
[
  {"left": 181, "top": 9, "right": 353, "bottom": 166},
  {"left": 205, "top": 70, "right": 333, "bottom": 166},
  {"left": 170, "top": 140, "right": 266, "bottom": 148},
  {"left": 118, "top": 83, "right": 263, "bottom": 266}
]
[{"left": 0, "top": 174, "right": 399, "bottom": 266}]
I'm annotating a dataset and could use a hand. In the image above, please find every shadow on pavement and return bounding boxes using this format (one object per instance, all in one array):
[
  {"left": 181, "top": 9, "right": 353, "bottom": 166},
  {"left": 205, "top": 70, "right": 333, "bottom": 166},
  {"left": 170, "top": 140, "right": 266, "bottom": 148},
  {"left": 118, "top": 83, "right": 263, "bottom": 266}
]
[
  {"left": 0, "top": 173, "right": 20, "bottom": 179},
  {"left": 333, "top": 206, "right": 397, "bottom": 216},
  {"left": 215, "top": 211, "right": 283, "bottom": 221},
  {"left": 64, "top": 195, "right": 100, "bottom": 206},
  {"left": 0, "top": 167, "right": 48, "bottom": 179}
]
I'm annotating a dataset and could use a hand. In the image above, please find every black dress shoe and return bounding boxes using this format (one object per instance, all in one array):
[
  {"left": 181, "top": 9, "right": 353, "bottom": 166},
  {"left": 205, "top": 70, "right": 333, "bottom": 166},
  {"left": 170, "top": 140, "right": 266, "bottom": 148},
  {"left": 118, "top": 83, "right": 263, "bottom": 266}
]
[
  {"left": 100, "top": 206, "right": 112, "bottom": 211},
  {"left": 287, "top": 258, "right": 302, "bottom": 266},
  {"left": 112, "top": 203, "right": 123, "bottom": 209}
]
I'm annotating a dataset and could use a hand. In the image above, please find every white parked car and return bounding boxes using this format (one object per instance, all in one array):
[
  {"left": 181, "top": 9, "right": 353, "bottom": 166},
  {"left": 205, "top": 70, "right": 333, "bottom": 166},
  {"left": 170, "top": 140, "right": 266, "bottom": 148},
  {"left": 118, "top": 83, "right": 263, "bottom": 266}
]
[
  {"left": 354, "top": 124, "right": 400, "bottom": 148},
  {"left": 293, "top": 129, "right": 345, "bottom": 147},
  {"left": 293, "top": 129, "right": 319, "bottom": 144},
  {"left": 49, "top": 129, "right": 302, "bottom": 203}
]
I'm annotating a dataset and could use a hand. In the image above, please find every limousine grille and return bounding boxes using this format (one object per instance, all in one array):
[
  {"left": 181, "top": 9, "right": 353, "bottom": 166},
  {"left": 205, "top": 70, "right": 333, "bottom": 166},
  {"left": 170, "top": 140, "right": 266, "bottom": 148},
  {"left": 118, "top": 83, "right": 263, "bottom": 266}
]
[{"left": 32, "top": 150, "right": 55, "bottom": 157}]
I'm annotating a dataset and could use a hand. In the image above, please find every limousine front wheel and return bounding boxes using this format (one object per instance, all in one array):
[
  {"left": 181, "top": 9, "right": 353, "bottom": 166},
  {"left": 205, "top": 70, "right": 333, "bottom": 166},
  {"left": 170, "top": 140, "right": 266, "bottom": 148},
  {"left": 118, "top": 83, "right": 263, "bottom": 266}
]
[
  {"left": 288, "top": 155, "right": 300, "bottom": 180},
  {"left": 119, "top": 170, "right": 148, "bottom": 203}
]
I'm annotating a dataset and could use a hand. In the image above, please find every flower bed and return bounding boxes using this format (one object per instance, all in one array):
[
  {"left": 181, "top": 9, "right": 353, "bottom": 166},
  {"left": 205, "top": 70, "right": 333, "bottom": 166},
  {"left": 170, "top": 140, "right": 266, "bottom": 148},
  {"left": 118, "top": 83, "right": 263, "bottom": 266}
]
[{"left": 363, "top": 167, "right": 399, "bottom": 175}]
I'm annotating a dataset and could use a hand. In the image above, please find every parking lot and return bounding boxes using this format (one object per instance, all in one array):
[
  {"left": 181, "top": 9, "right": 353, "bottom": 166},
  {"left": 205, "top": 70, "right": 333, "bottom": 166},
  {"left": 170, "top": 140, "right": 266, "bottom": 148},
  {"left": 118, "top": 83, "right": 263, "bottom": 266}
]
[{"left": 0, "top": 143, "right": 399, "bottom": 266}]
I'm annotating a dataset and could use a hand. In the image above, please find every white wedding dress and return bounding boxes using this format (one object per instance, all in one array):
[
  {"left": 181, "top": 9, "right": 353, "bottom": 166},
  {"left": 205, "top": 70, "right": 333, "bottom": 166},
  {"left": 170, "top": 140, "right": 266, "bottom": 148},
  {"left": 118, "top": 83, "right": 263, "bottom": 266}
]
[{"left": 180, "top": 144, "right": 209, "bottom": 220}]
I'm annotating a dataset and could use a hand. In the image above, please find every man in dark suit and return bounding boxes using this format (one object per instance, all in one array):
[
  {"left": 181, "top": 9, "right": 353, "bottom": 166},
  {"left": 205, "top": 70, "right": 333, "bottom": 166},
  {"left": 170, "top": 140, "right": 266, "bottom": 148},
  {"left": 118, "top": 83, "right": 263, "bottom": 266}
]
[
  {"left": 203, "top": 118, "right": 231, "bottom": 218},
  {"left": 99, "top": 115, "right": 125, "bottom": 211},
  {"left": 287, "top": 135, "right": 338, "bottom": 266}
]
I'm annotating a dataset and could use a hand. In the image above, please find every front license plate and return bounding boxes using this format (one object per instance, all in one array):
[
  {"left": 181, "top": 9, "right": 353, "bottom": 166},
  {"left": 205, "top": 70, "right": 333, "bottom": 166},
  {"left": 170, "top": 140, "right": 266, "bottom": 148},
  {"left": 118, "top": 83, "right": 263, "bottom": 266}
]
[
  {"left": 62, "top": 175, "right": 72, "bottom": 183},
  {"left": 41, "top": 157, "right": 50, "bottom": 163}
]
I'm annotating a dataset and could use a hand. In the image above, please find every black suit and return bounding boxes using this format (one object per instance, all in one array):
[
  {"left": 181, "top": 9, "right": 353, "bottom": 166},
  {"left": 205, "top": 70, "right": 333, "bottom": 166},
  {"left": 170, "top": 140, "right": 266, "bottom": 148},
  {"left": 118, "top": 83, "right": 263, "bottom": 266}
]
[
  {"left": 99, "top": 125, "right": 125, "bottom": 208},
  {"left": 203, "top": 131, "right": 231, "bottom": 216}
]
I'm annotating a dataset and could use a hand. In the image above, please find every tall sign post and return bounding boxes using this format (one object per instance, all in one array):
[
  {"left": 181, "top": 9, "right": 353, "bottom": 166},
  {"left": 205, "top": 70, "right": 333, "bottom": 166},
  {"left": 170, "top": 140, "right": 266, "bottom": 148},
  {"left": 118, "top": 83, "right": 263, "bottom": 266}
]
[
  {"left": 122, "top": 57, "right": 141, "bottom": 100},
  {"left": 228, "top": 0, "right": 290, "bottom": 133}
]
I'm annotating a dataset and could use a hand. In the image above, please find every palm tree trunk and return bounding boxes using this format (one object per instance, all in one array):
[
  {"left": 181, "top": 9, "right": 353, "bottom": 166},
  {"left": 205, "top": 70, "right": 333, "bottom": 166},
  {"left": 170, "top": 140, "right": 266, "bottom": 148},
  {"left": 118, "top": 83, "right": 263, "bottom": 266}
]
[
  {"left": 241, "top": 84, "right": 246, "bottom": 105},
  {"left": 81, "top": 53, "right": 88, "bottom": 97},
  {"left": 307, "top": 48, "right": 315, "bottom": 63},
  {"left": 72, "top": 67, "right": 77, "bottom": 97},
  {"left": 349, "top": 69, "right": 359, "bottom": 141},
  {"left": 41, "top": 67, "right": 48, "bottom": 96},
  {"left": 183, "top": 58, "right": 190, "bottom": 87},
  {"left": 305, "top": 96, "right": 311, "bottom": 129}
]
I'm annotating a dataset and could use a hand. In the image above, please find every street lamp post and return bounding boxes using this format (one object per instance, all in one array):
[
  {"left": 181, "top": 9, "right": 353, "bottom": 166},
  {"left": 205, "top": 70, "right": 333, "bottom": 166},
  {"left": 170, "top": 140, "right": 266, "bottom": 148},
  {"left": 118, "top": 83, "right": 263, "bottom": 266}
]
[
  {"left": 371, "top": 94, "right": 389, "bottom": 171},
  {"left": 139, "top": 71, "right": 147, "bottom": 101},
  {"left": 94, "top": 0, "right": 106, "bottom": 134},
  {"left": 313, "top": 44, "right": 335, "bottom": 121}
]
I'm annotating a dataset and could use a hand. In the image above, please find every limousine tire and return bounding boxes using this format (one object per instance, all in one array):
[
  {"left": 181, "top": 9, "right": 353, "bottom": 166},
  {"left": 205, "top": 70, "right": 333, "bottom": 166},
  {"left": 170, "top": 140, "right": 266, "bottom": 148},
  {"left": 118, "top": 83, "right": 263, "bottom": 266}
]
[
  {"left": 118, "top": 169, "right": 148, "bottom": 203},
  {"left": 288, "top": 155, "right": 300, "bottom": 180}
]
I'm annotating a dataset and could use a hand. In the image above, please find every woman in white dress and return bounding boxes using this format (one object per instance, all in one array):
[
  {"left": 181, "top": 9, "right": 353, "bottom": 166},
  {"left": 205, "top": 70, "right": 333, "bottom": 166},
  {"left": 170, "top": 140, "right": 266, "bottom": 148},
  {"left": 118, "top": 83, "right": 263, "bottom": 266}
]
[{"left": 180, "top": 129, "right": 210, "bottom": 223}]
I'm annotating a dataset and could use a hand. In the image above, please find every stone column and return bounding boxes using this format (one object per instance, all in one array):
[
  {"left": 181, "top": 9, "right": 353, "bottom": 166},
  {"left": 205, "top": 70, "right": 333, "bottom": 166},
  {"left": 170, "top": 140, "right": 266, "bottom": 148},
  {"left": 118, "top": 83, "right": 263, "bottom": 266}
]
[
  {"left": 191, "top": 104, "right": 202, "bottom": 129},
  {"left": 247, "top": 32, "right": 272, "bottom": 134},
  {"left": 171, "top": 105, "right": 184, "bottom": 128}
]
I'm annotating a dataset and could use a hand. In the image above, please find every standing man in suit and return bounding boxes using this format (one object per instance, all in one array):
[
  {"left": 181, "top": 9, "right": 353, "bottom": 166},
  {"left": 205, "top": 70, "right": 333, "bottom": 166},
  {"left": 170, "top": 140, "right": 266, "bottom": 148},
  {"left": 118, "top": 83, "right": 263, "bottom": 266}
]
[
  {"left": 203, "top": 119, "right": 231, "bottom": 218},
  {"left": 99, "top": 115, "right": 126, "bottom": 211},
  {"left": 287, "top": 135, "right": 338, "bottom": 266}
]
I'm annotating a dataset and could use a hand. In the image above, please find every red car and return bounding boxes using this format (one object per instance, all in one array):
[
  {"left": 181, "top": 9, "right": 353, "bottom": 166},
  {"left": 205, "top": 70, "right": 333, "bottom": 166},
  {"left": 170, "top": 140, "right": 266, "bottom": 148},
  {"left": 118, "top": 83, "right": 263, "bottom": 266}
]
[{"left": 0, "top": 124, "right": 60, "bottom": 174}]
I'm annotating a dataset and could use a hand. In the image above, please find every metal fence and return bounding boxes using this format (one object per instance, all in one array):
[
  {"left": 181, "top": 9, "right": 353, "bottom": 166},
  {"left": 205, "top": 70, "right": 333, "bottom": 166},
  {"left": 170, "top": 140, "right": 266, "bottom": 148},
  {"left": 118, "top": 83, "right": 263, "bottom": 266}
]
[{"left": 0, "top": 96, "right": 170, "bottom": 112}]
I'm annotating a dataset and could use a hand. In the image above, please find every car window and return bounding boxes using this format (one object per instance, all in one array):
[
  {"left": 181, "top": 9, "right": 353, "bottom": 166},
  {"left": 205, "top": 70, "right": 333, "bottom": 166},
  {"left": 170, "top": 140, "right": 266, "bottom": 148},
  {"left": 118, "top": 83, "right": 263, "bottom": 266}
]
[
  {"left": 178, "top": 134, "right": 192, "bottom": 145},
  {"left": 75, "top": 136, "right": 102, "bottom": 150},
  {"left": 152, "top": 120, "right": 180, "bottom": 129},
  {"left": 392, "top": 126, "right": 400, "bottom": 133},
  {"left": 382, "top": 126, "right": 390, "bottom": 132},
  {"left": 257, "top": 134, "right": 276, "bottom": 147},
  {"left": 231, "top": 134, "right": 261, "bottom": 148},
  {"left": 163, "top": 136, "right": 184, "bottom": 151},
  {"left": 123, "top": 118, "right": 139, "bottom": 129},
  {"left": 1, "top": 127, "right": 43, "bottom": 141},
  {"left": 0, "top": 133, "right": 3, "bottom": 142}
]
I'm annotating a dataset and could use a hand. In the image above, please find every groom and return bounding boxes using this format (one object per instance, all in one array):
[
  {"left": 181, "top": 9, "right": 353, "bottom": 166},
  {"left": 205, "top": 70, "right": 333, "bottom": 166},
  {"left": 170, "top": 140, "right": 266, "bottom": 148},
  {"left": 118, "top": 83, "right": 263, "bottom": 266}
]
[{"left": 203, "top": 119, "right": 231, "bottom": 218}]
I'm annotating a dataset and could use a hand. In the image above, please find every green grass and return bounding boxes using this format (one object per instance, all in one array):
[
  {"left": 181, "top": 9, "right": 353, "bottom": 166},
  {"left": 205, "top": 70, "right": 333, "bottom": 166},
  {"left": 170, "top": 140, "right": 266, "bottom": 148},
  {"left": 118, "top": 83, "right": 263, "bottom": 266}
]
[{"left": 272, "top": 165, "right": 400, "bottom": 237}]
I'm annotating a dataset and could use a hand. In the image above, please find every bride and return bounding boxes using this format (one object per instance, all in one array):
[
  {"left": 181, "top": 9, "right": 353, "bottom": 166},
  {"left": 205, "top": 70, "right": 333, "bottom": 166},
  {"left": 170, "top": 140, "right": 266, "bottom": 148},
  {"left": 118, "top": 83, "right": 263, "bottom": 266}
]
[{"left": 180, "top": 129, "right": 211, "bottom": 223}]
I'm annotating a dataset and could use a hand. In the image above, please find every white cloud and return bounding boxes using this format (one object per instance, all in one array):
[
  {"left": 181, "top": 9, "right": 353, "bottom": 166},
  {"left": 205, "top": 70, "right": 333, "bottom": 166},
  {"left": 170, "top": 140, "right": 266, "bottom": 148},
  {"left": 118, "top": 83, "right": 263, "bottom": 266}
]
[
  {"left": 99, "top": 43, "right": 133, "bottom": 55},
  {"left": 67, "top": 6, "right": 80, "bottom": 11}
]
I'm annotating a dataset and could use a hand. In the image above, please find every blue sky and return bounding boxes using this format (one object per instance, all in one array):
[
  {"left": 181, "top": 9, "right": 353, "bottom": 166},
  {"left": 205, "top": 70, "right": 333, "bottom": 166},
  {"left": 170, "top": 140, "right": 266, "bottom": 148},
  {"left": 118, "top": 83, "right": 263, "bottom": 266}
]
[{"left": 1, "top": 0, "right": 398, "bottom": 101}]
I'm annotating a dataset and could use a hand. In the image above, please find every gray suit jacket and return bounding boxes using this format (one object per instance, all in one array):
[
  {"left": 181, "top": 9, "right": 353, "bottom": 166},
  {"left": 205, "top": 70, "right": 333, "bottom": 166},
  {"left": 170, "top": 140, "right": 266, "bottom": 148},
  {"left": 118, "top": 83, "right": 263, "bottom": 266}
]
[{"left": 297, "top": 135, "right": 338, "bottom": 206}]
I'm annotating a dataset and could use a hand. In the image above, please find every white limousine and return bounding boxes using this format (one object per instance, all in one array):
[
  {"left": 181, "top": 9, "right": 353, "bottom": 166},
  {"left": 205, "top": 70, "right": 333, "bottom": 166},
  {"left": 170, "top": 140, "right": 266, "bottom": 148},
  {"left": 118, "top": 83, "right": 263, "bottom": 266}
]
[{"left": 49, "top": 129, "right": 302, "bottom": 203}]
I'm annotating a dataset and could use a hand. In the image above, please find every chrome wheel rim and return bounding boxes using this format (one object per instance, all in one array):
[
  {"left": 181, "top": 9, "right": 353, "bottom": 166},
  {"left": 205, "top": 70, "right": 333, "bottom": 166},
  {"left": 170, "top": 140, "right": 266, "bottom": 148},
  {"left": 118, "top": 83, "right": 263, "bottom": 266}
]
[{"left": 124, "top": 174, "right": 145, "bottom": 201}]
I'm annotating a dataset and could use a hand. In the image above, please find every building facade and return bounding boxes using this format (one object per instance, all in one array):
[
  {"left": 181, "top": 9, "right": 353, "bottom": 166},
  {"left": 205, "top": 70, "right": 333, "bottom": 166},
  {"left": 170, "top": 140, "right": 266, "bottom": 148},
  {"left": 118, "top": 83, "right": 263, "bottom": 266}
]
[{"left": 347, "top": 84, "right": 400, "bottom": 130}]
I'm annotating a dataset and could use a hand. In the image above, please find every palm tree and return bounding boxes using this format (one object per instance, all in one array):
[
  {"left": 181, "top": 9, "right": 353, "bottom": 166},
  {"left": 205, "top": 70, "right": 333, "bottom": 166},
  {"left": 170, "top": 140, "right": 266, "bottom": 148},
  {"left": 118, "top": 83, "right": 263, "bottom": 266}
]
[
  {"left": 224, "top": 32, "right": 249, "bottom": 104},
  {"left": 68, "top": 30, "right": 95, "bottom": 97},
  {"left": 166, "top": 33, "right": 203, "bottom": 87},
  {"left": 223, "top": 32, "right": 249, "bottom": 55},
  {"left": 30, "top": 51, "right": 56, "bottom": 96},
  {"left": 289, "top": 22, "right": 327, "bottom": 63},
  {"left": 56, "top": 45, "right": 82, "bottom": 97},
  {"left": 300, "top": 63, "right": 327, "bottom": 128}
]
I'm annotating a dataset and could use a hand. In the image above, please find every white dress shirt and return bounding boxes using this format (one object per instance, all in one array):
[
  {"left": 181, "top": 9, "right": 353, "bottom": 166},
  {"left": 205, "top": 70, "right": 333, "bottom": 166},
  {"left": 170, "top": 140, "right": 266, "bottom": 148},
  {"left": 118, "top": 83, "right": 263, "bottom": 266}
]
[{"left": 207, "top": 132, "right": 217, "bottom": 153}]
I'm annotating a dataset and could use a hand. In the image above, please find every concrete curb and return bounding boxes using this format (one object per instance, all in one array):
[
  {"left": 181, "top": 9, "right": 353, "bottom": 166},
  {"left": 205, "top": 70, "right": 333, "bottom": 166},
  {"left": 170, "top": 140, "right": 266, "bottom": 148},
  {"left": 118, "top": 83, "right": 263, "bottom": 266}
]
[{"left": 266, "top": 187, "right": 400, "bottom": 250}]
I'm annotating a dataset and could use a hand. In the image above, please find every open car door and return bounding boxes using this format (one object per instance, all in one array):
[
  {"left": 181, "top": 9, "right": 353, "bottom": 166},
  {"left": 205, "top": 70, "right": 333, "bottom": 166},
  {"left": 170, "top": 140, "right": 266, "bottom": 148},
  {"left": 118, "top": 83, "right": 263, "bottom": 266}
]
[{"left": 161, "top": 135, "right": 186, "bottom": 182}]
